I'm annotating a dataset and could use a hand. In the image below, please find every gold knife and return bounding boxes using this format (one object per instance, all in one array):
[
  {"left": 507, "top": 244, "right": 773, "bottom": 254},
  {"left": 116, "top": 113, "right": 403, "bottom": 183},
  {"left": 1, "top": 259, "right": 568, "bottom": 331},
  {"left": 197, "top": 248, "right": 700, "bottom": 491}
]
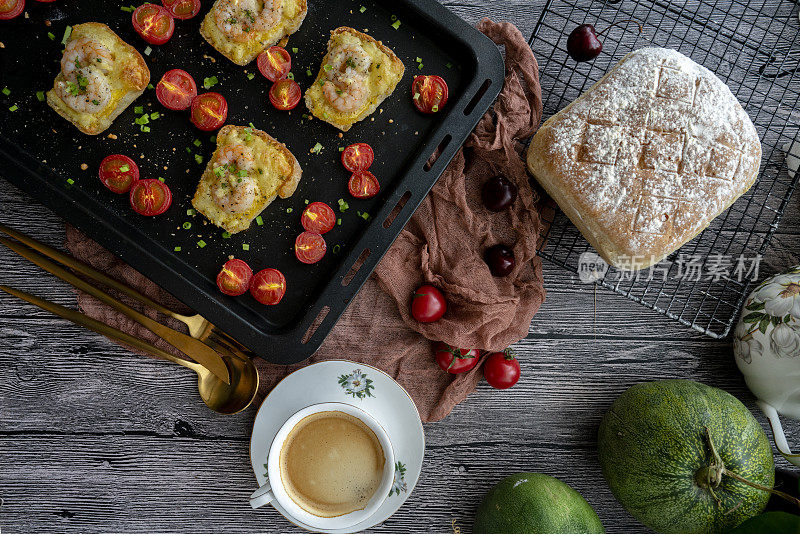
[{"left": 0, "top": 235, "right": 231, "bottom": 385}]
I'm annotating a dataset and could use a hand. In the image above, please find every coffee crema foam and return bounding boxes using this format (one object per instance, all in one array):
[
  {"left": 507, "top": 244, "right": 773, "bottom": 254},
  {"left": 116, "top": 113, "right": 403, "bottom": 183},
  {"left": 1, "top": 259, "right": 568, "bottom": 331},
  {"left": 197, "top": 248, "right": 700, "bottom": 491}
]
[{"left": 279, "top": 411, "right": 385, "bottom": 518}]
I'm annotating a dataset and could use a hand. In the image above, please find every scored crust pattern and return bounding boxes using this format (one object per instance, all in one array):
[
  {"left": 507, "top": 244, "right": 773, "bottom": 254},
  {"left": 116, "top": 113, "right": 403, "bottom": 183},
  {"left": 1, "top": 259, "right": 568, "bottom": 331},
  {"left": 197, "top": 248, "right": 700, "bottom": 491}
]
[{"left": 528, "top": 48, "right": 761, "bottom": 268}]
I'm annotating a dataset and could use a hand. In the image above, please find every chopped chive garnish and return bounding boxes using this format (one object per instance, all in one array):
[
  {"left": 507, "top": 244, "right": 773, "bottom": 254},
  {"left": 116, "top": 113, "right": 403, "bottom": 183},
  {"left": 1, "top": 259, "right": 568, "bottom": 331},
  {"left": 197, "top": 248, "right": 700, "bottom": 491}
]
[
  {"left": 446, "top": 62, "right": 453, "bottom": 69},
  {"left": 186, "top": 147, "right": 192, "bottom": 154},
  {"left": 134, "top": 106, "right": 144, "bottom": 114},
  {"left": 304, "top": 199, "right": 309, "bottom": 205},
  {"left": 150, "top": 112, "right": 160, "bottom": 120},
  {"left": 248, "top": 122, "right": 255, "bottom": 129},
  {"left": 210, "top": 135, "right": 216, "bottom": 143},
  {"left": 197, "top": 240, "right": 207, "bottom": 248},
  {"left": 8, "top": 105, "right": 18, "bottom": 112},
  {"left": 339, "top": 146, "right": 344, "bottom": 152},
  {"left": 256, "top": 215, "right": 263, "bottom": 226},
  {"left": 144, "top": 46, "right": 152, "bottom": 56},
  {"left": 416, "top": 57, "right": 422, "bottom": 63},
  {"left": 119, "top": 164, "right": 130, "bottom": 172},
  {"left": 203, "top": 76, "right": 218, "bottom": 89},
  {"left": 413, "top": 92, "right": 420, "bottom": 100},
  {"left": 2, "top": 87, "right": 10, "bottom": 96},
  {"left": 61, "top": 26, "right": 72, "bottom": 45},
  {"left": 158, "top": 177, "right": 165, "bottom": 182},
  {"left": 359, "top": 6, "right": 366, "bottom": 12},
  {"left": 333, "top": 244, "right": 341, "bottom": 254},
  {"left": 194, "top": 155, "right": 203, "bottom": 164},
  {"left": 432, "top": 105, "right": 439, "bottom": 112},
  {"left": 247, "top": 73, "right": 255, "bottom": 80},
  {"left": 47, "top": 32, "right": 56, "bottom": 41},
  {"left": 292, "top": 47, "right": 299, "bottom": 53},
  {"left": 306, "top": 69, "right": 312, "bottom": 76},
  {"left": 174, "top": 246, "right": 182, "bottom": 252},
  {"left": 140, "top": 126, "right": 150, "bottom": 133},
  {"left": 337, "top": 218, "right": 342, "bottom": 225},
  {"left": 36, "top": 91, "right": 45, "bottom": 102},
  {"left": 391, "top": 14, "right": 397, "bottom": 21},
  {"left": 222, "top": 231, "right": 231, "bottom": 239},
  {"left": 311, "top": 142, "right": 323, "bottom": 154},
  {"left": 147, "top": 83, "right": 154, "bottom": 90},
  {"left": 120, "top": 5, "right": 135, "bottom": 12},
  {"left": 338, "top": 199, "right": 349, "bottom": 212},
  {"left": 324, "top": 64, "right": 332, "bottom": 71},
  {"left": 187, "top": 208, "right": 196, "bottom": 216},
  {"left": 242, "top": 243, "right": 250, "bottom": 251},
  {"left": 183, "top": 222, "right": 192, "bottom": 229},
  {"left": 392, "top": 20, "right": 401, "bottom": 30},
  {"left": 286, "top": 72, "right": 294, "bottom": 80},
  {"left": 418, "top": 63, "right": 423, "bottom": 70},
  {"left": 286, "top": 207, "right": 293, "bottom": 214},
  {"left": 66, "top": 178, "right": 74, "bottom": 185},
  {"left": 193, "top": 139, "right": 201, "bottom": 147}
]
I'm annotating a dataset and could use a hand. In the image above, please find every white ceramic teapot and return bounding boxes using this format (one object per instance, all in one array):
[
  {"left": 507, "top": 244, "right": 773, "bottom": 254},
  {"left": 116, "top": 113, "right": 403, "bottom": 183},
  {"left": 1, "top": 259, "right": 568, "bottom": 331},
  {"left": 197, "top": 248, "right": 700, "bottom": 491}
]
[{"left": 734, "top": 266, "right": 800, "bottom": 466}]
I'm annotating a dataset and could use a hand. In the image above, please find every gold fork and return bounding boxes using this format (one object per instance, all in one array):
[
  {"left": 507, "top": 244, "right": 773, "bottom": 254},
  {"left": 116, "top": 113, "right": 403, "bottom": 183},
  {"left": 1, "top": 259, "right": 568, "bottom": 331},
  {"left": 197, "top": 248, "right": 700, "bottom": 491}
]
[{"left": 0, "top": 224, "right": 250, "bottom": 357}]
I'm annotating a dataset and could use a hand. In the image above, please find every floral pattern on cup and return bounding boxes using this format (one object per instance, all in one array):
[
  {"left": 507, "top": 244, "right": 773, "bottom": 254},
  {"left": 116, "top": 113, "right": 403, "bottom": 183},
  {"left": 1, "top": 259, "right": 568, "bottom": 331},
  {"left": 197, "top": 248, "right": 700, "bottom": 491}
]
[
  {"left": 390, "top": 461, "right": 407, "bottom": 497},
  {"left": 338, "top": 369, "right": 375, "bottom": 400},
  {"left": 736, "top": 269, "right": 800, "bottom": 364}
]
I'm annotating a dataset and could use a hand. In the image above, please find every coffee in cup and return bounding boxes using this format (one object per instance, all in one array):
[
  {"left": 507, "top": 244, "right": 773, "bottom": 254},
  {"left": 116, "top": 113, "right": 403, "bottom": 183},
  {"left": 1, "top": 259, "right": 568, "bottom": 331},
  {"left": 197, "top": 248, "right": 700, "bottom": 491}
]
[{"left": 279, "top": 410, "right": 386, "bottom": 518}]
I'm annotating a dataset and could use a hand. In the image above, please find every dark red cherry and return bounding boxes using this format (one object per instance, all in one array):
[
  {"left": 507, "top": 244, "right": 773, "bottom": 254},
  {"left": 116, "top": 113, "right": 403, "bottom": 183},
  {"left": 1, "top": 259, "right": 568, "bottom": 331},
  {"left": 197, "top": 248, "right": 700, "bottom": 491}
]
[
  {"left": 567, "top": 24, "right": 603, "bottom": 62},
  {"left": 485, "top": 245, "right": 516, "bottom": 277},
  {"left": 481, "top": 176, "right": 518, "bottom": 212}
]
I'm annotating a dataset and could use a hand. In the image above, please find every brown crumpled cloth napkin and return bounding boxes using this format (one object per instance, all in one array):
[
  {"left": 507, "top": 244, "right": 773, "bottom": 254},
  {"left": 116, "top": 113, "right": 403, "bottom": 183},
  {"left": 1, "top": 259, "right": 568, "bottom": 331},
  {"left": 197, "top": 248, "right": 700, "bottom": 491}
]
[{"left": 65, "top": 18, "right": 545, "bottom": 422}]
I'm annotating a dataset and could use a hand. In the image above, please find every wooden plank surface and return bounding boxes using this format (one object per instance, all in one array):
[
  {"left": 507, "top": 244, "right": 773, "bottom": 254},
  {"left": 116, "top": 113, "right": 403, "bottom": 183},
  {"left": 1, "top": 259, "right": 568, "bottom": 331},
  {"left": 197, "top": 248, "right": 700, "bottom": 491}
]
[{"left": 2, "top": 1, "right": 800, "bottom": 533}]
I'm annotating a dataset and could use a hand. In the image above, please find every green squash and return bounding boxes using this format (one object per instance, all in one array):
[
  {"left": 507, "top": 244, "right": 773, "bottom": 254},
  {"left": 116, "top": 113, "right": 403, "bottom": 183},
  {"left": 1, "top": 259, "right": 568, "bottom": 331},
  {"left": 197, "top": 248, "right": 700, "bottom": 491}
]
[
  {"left": 598, "top": 380, "right": 774, "bottom": 534},
  {"left": 474, "top": 473, "right": 604, "bottom": 534}
]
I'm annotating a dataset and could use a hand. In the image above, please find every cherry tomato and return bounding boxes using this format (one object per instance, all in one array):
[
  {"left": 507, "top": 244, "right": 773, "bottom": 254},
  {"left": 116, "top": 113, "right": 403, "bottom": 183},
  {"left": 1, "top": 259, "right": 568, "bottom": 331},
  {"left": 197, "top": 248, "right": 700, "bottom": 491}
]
[
  {"left": 250, "top": 268, "right": 286, "bottom": 305},
  {"left": 434, "top": 342, "right": 480, "bottom": 374},
  {"left": 295, "top": 231, "right": 326, "bottom": 264},
  {"left": 99, "top": 154, "right": 139, "bottom": 194},
  {"left": 190, "top": 92, "right": 228, "bottom": 131},
  {"left": 410, "top": 284, "right": 446, "bottom": 323},
  {"left": 156, "top": 69, "right": 197, "bottom": 111},
  {"left": 412, "top": 75, "right": 449, "bottom": 114},
  {"left": 132, "top": 4, "right": 175, "bottom": 46},
  {"left": 161, "top": 0, "right": 200, "bottom": 19},
  {"left": 269, "top": 79, "right": 301, "bottom": 111},
  {"left": 348, "top": 171, "right": 380, "bottom": 199},
  {"left": 34, "top": 0, "right": 57, "bottom": 2},
  {"left": 341, "top": 143, "right": 374, "bottom": 173},
  {"left": 483, "top": 350, "right": 521, "bottom": 389},
  {"left": 301, "top": 202, "right": 336, "bottom": 235},
  {"left": 129, "top": 179, "right": 172, "bottom": 216},
  {"left": 216, "top": 258, "right": 252, "bottom": 297},
  {"left": 257, "top": 46, "right": 292, "bottom": 82},
  {"left": 0, "top": 0, "right": 25, "bottom": 19}
]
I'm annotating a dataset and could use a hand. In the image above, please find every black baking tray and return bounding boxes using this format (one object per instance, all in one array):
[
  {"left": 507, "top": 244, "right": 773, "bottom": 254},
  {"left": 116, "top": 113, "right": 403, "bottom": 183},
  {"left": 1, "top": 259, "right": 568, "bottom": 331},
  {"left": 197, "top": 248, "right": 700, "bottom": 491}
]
[{"left": 0, "top": 0, "right": 503, "bottom": 363}]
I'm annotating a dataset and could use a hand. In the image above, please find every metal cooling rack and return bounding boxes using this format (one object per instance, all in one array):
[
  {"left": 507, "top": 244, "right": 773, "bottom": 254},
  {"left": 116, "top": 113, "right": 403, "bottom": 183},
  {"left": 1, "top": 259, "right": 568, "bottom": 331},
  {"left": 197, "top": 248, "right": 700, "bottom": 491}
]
[{"left": 528, "top": 0, "right": 800, "bottom": 338}]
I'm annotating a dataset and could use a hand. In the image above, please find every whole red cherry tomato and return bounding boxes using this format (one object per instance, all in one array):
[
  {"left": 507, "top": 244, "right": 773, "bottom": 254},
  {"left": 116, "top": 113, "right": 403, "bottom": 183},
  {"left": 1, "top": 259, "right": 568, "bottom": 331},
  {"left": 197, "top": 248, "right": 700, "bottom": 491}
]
[
  {"left": 434, "top": 342, "right": 480, "bottom": 374},
  {"left": 410, "top": 284, "right": 446, "bottom": 323},
  {"left": 483, "top": 349, "right": 521, "bottom": 389},
  {"left": 216, "top": 258, "right": 253, "bottom": 297}
]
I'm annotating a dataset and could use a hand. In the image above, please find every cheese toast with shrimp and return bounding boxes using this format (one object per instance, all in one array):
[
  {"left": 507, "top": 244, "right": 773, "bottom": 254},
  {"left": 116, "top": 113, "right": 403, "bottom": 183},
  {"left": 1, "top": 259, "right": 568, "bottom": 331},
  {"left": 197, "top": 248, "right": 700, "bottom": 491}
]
[
  {"left": 193, "top": 125, "right": 302, "bottom": 234},
  {"left": 47, "top": 23, "right": 149, "bottom": 136},
  {"left": 200, "top": 0, "right": 308, "bottom": 66},
  {"left": 305, "top": 27, "right": 405, "bottom": 132}
]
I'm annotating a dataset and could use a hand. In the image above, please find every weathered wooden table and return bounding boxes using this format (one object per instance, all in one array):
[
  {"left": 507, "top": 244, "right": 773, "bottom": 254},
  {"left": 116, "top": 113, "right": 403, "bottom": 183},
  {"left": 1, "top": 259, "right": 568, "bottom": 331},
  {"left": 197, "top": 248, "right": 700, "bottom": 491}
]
[{"left": 3, "top": 1, "right": 800, "bottom": 532}]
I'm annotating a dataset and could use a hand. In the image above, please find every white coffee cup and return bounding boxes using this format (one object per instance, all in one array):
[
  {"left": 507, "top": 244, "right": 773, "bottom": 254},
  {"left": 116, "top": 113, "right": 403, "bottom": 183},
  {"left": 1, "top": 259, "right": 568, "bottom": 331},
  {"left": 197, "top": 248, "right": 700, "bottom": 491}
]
[{"left": 249, "top": 402, "right": 395, "bottom": 530}]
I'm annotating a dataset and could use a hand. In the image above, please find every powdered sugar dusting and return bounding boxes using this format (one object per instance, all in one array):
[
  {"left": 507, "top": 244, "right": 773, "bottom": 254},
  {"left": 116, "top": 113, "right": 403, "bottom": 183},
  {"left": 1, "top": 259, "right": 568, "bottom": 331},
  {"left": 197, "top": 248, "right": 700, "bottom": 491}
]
[{"left": 536, "top": 47, "right": 761, "bottom": 265}]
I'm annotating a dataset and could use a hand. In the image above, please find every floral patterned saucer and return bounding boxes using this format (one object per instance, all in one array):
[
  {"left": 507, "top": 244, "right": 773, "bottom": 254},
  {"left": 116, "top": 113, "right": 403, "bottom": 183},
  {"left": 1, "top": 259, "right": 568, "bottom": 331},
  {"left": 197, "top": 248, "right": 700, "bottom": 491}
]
[{"left": 249, "top": 360, "right": 425, "bottom": 533}]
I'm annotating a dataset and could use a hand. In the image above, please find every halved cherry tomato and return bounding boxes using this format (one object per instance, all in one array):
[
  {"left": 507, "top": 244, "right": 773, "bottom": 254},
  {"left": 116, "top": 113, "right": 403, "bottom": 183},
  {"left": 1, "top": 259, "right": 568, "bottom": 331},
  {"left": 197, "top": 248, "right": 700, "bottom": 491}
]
[
  {"left": 257, "top": 46, "right": 291, "bottom": 82},
  {"left": 132, "top": 4, "right": 175, "bottom": 45},
  {"left": 295, "top": 231, "right": 326, "bottom": 264},
  {"left": 341, "top": 143, "right": 374, "bottom": 173},
  {"left": 434, "top": 342, "right": 480, "bottom": 374},
  {"left": 216, "top": 259, "right": 253, "bottom": 297},
  {"left": 129, "top": 179, "right": 172, "bottom": 216},
  {"left": 411, "top": 284, "right": 447, "bottom": 323},
  {"left": 348, "top": 171, "right": 380, "bottom": 199},
  {"left": 250, "top": 268, "right": 286, "bottom": 305},
  {"left": 412, "top": 75, "right": 449, "bottom": 114},
  {"left": 301, "top": 202, "right": 336, "bottom": 235},
  {"left": 161, "top": 0, "right": 200, "bottom": 19},
  {"left": 483, "top": 349, "right": 521, "bottom": 389},
  {"left": 99, "top": 154, "right": 139, "bottom": 194},
  {"left": 156, "top": 69, "right": 197, "bottom": 111},
  {"left": 190, "top": 92, "right": 228, "bottom": 131},
  {"left": 269, "top": 79, "right": 301, "bottom": 111},
  {"left": 0, "top": 0, "right": 25, "bottom": 19}
]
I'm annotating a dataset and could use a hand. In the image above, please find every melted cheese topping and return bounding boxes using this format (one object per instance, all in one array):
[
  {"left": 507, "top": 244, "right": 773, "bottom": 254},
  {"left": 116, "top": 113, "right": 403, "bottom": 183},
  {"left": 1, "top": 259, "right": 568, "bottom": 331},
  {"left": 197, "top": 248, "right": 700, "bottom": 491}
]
[{"left": 193, "top": 126, "right": 296, "bottom": 234}]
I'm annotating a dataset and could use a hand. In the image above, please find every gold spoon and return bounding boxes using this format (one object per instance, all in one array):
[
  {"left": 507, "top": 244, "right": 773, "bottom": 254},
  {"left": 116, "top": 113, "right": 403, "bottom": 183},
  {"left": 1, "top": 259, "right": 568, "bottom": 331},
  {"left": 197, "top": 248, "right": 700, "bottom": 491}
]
[{"left": 0, "top": 284, "right": 260, "bottom": 415}]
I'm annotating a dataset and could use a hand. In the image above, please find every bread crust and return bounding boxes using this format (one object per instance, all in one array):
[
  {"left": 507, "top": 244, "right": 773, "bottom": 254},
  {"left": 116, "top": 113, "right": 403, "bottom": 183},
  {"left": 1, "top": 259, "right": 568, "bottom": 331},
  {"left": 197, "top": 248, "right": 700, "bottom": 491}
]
[
  {"left": 200, "top": 0, "right": 308, "bottom": 66},
  {"left": 526, "top": 47, "right": 761, "bottom": 270},
  {"left": 192, "top": 125, "right": 302, "bottom": 234},
  {"left": 304, "top": 27, "right": 405, "bottom": 132},
  {"left": 46, "top": 23, "right": 149, "bottom": 136}
]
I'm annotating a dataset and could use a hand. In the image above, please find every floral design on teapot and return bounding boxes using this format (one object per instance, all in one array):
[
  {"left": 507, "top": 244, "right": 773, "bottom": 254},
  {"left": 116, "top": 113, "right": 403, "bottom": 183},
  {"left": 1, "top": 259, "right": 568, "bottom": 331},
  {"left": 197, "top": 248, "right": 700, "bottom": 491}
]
[{"left": 735, "top": 267, "right": 800, "bottom": 363}]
